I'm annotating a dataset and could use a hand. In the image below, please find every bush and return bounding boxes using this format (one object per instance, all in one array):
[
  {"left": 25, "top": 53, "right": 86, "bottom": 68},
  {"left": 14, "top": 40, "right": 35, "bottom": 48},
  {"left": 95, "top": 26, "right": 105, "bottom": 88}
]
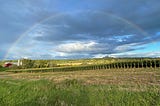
[{"left": 0, "top": 65, "right": 7, "bottom": 71}]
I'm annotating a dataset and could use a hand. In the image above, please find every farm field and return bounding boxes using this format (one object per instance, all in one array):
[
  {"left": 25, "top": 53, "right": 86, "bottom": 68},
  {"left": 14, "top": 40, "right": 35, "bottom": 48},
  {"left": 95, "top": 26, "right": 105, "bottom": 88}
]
[{"left": 0, "top": 68, "right": 160, "bottom": 106}]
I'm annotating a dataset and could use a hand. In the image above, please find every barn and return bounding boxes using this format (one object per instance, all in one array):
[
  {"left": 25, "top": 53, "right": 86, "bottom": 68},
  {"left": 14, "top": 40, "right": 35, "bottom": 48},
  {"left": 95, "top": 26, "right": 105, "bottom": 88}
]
[{"left": 4, "top": 62, "right": 13, "bottom": 67}]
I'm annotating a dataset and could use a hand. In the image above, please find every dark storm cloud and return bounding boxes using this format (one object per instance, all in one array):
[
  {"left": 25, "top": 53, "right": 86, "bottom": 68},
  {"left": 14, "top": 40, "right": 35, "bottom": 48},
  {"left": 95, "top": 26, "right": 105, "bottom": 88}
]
[
  {"left": 53, "top": 0, "right": 160, "bottom": 33},
  {"left": 33, "top": 11, "right": 146, "bottom": 42},
  {"left": 0, "top": 0, "right": 56, "bottom": 59},
  {"left": 32, "top": 11, "right": 160, "bottom": 56},
  {"left": 101, "top": 0, "right": 160, "bottom": 33},
  {"left": 0, "top": 0, "right": 160, "bottom": 59},
  {"left": 0, "top": 0, "right": 54, "bottom": 44}
]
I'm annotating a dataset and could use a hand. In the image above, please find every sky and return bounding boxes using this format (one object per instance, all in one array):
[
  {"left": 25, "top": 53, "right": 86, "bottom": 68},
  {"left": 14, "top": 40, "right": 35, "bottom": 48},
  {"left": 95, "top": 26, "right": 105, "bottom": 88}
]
[{"left": 0, "top": 0, "right": 160, "bottom": 60}]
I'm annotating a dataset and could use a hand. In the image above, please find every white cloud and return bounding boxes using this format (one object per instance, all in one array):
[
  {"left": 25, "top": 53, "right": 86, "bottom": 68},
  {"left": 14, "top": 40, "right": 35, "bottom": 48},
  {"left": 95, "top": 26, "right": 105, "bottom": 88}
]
[
  {"left": 110, "top": 51, "right": 160, "bottom": 58},
  {"left": 55, "top": 41, "right": 99, "bottom": 53},
  {"left": 93, "top": 54, "right": 107, "bottom": 58},
  {"left": 115, "top": 43, "right": 141, "bottom": 51}
]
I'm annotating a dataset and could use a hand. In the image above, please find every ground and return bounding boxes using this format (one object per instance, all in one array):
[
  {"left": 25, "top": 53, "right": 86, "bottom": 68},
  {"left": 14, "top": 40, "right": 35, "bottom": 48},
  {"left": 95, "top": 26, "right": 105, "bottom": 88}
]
[
  {"left": 0, "top": 68, "right": 160, "bottom": 106},
  {"left": 1, "top": 68, "right": 160, "bottom": 85}
]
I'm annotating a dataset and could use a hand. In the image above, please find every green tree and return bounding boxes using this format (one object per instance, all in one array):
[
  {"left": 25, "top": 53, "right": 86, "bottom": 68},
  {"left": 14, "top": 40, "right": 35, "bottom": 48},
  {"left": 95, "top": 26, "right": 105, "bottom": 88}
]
[{"left": 22, "top": 59, "right": 35, "bottom": 69}]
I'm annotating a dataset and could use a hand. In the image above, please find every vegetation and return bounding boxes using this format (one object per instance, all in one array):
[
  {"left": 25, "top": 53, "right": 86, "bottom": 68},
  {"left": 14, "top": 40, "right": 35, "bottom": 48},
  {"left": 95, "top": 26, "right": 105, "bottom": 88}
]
[
  {"left": 0, "top": 65, "right": 8, "bottom": 72},
  {"left": 0, "top": 58, "right": 160, "bottom": 105},
  {"left": 0, "top": 58, "right": 160, "bottom": 70},
  {"left": 0, "top": 67, "right": 160, "bottom": 106},
  {"left": 4, "top": 58, "right": 160, "bottom": 73},
  {"left": 0, "top": 79, "right": 159, "bottom": 106}
]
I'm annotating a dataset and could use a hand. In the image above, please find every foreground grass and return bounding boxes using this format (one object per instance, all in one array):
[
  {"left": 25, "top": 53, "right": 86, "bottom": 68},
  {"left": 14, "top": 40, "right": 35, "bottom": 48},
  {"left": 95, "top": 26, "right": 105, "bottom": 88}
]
[
  {"left": 0, "top": 79, "right": 160, "bottom": 106},
  {"left": 0, "top": 68, "right": 160, "bottom": 106}
]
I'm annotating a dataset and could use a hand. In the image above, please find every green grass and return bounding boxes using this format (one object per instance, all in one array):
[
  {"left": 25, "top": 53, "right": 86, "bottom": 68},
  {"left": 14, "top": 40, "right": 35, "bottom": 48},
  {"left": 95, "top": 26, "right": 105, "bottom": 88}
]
[
  {"left": 0, "top": 79, "right": 160, "bottom": 106},
  {"left": 0, "top": 67, "right": 160, "bottom": 106}
]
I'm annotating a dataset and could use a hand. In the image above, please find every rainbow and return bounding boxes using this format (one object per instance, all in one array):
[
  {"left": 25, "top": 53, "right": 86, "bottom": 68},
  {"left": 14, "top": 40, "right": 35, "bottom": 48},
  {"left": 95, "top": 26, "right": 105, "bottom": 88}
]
[
  {"left": 3, "top": 13, "right": 63, "bottom": 60},
  {"left": 3, "top": 11, "right": 149, "bottom": 60}
]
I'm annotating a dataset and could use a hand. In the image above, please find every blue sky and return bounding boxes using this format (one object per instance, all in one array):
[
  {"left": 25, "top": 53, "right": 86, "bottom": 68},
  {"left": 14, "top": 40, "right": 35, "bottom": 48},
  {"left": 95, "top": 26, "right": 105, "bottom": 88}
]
[{"left": 0, "top": 0, "right": 160, "bottom": 60}]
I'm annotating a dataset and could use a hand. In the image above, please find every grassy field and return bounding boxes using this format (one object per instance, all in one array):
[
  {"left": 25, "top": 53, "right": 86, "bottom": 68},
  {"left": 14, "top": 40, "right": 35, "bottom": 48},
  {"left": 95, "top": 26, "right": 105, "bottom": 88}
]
[{"left": 0, "top": 68, "right": 160, "bottom": 106}]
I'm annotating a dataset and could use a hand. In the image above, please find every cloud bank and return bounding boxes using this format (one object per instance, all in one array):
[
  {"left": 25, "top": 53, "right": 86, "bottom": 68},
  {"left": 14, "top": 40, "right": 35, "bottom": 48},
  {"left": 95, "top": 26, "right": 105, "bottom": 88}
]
[{"left": 0, "top": 0, "right": 160, "bottom": 59}]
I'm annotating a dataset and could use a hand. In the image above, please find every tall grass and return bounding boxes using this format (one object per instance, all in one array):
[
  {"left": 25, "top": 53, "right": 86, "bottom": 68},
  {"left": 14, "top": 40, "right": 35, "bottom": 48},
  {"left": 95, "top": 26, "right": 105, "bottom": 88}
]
[{"left": 0, "top": 79, "right": 160, "bottom": 106}]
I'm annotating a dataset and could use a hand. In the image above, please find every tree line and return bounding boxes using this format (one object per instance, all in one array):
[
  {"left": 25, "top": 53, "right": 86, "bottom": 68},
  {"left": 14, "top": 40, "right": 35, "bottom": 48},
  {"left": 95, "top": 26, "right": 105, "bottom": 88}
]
[{"left": 4, "top": 58, "right": 160, "bottom": 73}]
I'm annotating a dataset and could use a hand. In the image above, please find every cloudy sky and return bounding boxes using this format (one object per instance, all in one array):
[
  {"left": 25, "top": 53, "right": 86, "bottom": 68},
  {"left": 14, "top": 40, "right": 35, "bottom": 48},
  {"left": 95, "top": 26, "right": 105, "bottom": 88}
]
[{"left": 0, "top": 0, "right": 160, "bottom": 60}]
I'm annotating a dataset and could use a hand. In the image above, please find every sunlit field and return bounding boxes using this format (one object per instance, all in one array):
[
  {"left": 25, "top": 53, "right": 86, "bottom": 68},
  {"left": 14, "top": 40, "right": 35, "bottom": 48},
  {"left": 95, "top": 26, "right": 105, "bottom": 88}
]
[{"left": 0, "top": 67, "right": 160, "bottom": 106}]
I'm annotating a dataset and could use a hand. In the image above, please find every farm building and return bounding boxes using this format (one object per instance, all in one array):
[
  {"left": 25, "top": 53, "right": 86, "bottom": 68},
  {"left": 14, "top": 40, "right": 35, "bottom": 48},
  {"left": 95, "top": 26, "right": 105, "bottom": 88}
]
[
  {"left": 3, "top": 60, "right": 22, "bottom": 67},
  {"left": 4, "top": 62, "right": 13, "bottom": 67}
]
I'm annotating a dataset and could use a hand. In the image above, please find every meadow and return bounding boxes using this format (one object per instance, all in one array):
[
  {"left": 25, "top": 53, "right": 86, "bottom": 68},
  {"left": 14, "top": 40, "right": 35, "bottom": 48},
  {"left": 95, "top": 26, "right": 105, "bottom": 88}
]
[{"left": 0, "top": 67, "right": 160, "bottom": 106}]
